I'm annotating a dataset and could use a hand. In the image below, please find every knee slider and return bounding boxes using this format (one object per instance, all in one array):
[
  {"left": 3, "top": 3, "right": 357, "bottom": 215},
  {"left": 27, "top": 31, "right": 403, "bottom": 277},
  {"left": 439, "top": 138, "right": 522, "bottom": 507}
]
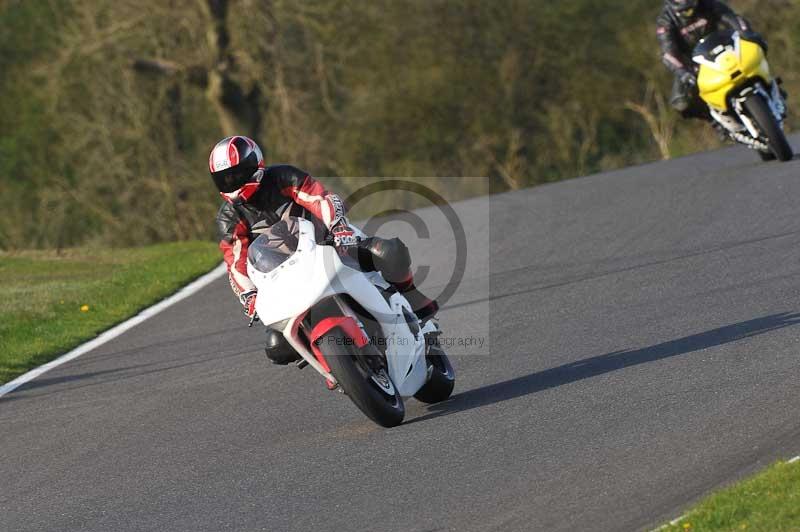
[{"left": 371, "top": 237, "right": 411, "bottom": 283}]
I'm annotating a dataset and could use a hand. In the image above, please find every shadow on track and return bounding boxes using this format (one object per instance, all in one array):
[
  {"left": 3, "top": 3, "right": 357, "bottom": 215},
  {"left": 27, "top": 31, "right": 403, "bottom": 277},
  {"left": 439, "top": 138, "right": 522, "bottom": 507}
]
[{"left": 409, "top": 312, "right": 800, "bottom": 424}]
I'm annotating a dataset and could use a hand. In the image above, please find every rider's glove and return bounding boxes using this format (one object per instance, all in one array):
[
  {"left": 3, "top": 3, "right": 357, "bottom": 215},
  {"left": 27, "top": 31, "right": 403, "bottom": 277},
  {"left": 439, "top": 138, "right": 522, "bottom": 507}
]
[
  {"left": 680, "top": 70, "right": 697, "bottom": 88},
  {"left": 331, "top": 221, "right": 359, "bottom": 248},
  {"left": 241, "top": 290, "right": 258, "bottom": 321}
]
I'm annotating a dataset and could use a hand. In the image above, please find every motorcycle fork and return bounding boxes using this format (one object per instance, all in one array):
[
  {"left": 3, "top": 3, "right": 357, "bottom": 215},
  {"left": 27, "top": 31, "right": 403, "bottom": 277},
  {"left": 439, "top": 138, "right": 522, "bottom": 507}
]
[{"left": 732, "top": 82, "right": 786, "bottom": 140}]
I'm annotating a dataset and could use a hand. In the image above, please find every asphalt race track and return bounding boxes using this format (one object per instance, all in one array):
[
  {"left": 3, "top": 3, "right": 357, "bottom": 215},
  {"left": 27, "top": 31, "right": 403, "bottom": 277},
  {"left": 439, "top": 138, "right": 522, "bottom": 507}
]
[{"left": 3, "top": 137, "right": 800, "bottom": 532}]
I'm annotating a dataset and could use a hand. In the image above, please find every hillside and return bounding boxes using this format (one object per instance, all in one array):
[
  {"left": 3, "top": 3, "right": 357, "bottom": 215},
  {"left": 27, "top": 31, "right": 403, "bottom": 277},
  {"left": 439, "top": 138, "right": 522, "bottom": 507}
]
[{"left": 1, "top": 0, "right": 798, "bottom": 248}]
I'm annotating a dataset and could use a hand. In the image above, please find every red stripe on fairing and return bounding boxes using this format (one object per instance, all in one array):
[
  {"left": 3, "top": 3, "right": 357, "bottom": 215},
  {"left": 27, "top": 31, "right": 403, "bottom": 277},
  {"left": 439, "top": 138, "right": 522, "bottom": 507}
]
[
  {"left": 309, "top": 317, "right": 369, "bottom": 347},
  {"left": 228, "top": 137, "right": 240, "bottom": 167},
  {"left": 308, "top": 316, "right": 369, "bottom": 374},
  {"left": 310, "top": 343, "right": 332, "bottom": 373}
]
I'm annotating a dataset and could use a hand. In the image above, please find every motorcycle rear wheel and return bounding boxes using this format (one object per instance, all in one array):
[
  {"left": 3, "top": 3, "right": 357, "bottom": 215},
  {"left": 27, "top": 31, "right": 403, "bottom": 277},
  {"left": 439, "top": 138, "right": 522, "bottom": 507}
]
[
  {"left": 743, "top": 94, "right": 794, "bottom": 162},
  {"left": 320, "top": 330, "right": 405, "bottom": 427}
]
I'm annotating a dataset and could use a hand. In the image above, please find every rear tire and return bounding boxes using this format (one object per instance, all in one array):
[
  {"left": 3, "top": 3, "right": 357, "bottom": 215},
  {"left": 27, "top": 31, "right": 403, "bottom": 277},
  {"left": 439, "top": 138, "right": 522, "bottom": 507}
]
[
  {"left": 743, "top": 94, "right": 794, "bottom": 162},
  {"left": 414, "top": 341, "right": 455, "bottom": 404},
  {"left": 320, "top": 330, "right": 405, "bottom": 427}
]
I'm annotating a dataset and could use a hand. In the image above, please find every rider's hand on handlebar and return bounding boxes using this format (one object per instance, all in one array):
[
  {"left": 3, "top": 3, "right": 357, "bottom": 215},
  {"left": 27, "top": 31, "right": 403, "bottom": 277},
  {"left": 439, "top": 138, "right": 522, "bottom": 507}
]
[
  {"left": 680, "top": 70, "right": 697, "bottom": 88},
  {"left": 241, "top": 290, "right": 259, "bottom": 322},
  {"left": 330, "top": 221, "right": 359, "bottom": 248}
]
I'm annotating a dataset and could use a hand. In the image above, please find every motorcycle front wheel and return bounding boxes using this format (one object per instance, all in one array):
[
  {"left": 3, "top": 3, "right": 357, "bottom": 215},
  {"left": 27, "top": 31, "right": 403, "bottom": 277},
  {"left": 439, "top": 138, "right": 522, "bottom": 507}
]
[
  {"left": 414, "top": 339, "right": 455, "bottom": 404},
  {"left": 320, "top": 330, "right": 405, "bottom": 427},
  {"left": 743, "top": 93, "right": 794, "bottom": 162}
]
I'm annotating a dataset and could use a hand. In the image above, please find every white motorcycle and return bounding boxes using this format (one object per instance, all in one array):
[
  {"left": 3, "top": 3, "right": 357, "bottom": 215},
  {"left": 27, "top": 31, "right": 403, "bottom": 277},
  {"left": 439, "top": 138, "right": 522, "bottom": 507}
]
[{"left": 246, "top": 217, "right": 455, "bottom": 427}]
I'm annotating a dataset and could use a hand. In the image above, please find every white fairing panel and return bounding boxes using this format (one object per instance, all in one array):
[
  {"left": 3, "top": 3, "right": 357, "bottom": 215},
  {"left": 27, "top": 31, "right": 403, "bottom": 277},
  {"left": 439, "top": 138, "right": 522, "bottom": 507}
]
[
  {"left": 247, "top": 218, "right": 429, "bottom": 397},
  {"left": 379, "top": 292, "right": 428, "bottom": 396}
]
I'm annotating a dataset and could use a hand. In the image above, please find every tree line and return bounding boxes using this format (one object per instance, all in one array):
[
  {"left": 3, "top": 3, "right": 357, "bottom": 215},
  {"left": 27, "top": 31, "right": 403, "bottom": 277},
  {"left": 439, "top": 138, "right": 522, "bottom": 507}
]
[{"left": 1, "top": 0, "right": 798, "bottom": 249}]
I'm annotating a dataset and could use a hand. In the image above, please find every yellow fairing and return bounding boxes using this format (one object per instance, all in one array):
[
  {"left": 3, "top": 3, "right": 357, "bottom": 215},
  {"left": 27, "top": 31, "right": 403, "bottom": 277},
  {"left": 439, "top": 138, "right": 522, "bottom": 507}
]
[{"left": 697, "top": 38, "right": 771, "bottom": 111}]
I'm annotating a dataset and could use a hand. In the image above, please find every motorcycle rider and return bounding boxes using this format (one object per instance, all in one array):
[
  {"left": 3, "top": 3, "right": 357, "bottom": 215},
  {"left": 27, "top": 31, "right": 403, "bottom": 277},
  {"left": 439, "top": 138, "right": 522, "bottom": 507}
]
[
  {"left": 209, "top": 135, "right": 438, "bottom": 364},
  {"left": 657, "top": 0, "right": 764, "bottom": 122}
]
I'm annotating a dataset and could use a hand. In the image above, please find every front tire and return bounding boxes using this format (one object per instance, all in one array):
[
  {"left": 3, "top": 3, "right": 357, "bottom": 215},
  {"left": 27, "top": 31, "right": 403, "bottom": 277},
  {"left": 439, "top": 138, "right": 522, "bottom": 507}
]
[
  {"left": 414, "top": 340, "right": 455, "bottom": 404},
  {"left": 743, "top": 94, "right": 794, "bottom": 162},
  {"left": 320, "top": 330, "right": 405, "bottom": 427}
]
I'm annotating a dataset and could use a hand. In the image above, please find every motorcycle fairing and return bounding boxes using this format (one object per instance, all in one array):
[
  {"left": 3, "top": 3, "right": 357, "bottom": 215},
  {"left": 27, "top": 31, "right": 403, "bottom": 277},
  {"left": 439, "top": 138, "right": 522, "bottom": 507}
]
[
  {"left": 248, "top": 218, "right": 429, "bottom": 397},
  {"left": 694, "top": 31, "right": 771, "bottom": 111}
]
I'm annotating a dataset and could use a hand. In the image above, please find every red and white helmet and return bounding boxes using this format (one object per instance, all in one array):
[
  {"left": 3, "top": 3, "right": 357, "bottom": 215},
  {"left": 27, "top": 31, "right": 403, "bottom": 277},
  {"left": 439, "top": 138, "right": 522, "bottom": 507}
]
[{"left": 208, "top": 135, "right": 265, "bottom": 202}]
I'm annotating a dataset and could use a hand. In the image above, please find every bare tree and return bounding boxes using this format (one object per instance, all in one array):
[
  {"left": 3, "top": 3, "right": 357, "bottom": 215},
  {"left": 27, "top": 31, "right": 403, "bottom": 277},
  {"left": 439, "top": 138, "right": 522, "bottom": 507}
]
[{"left": 625, "top": 82, "right": 676, "bottom": 160}]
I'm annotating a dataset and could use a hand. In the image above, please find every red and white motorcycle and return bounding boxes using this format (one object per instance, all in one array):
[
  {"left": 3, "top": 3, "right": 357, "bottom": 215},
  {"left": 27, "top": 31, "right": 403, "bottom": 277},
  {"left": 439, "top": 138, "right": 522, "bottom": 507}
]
[{"left": 247, "top": 217, "right": 455, "bottom": 427}]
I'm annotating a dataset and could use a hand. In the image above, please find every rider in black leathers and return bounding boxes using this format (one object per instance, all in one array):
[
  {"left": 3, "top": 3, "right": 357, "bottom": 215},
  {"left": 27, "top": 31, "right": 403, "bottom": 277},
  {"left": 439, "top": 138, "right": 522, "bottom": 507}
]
[
  {"left": 209, "top": 135, "right": 438, "bottom": 365},
  {"left": 657, "top": 0, "right": 763, "bottom": 119}
]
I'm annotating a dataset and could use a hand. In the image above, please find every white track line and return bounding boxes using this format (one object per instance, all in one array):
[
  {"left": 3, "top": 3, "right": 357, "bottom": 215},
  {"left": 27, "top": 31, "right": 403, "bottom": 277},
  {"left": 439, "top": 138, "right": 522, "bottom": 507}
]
[
  {"left": 0, "top": 263, "right": 226, "bottom": 399},
  {"left": 668, "top": 514, "right": 688, "bottom": 526},
  {"left": 789, "top": 456, "right": 800, "bottom": 464},
  {"left": 651, "top": 513, "right": 688, "bottom": 532}
]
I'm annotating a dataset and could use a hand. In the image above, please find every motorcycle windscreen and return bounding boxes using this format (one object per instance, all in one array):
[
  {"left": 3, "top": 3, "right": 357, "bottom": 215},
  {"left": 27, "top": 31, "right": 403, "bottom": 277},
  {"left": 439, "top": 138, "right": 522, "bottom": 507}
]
[
  {"left": 693, "top": 30, "right": 735, "bottom": 61},
  {"left": 247, "top": 234, "right": 293, "bottom": 273}
]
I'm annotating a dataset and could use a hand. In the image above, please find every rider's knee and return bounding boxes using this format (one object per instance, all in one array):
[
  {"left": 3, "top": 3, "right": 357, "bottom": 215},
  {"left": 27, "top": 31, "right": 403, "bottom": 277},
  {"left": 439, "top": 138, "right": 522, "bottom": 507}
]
[
  {"left": 380, "top": 237, "right": 411, "bottom": 269},
  {"left": 671, "top": 96, "right": 690, "bottom": 112},
  {"left": 361, "top": 237, "right": 411, "bottom": 283}
]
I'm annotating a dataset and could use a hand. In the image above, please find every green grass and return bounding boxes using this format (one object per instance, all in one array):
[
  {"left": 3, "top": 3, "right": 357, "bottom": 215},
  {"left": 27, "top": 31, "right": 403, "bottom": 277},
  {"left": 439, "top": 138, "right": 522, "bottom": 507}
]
[
  {"left": 0, "top": 242, "right": 220, "bottom": 384},
  {"left": 662, "top": 459, "right": 800, "bottom": 531}
]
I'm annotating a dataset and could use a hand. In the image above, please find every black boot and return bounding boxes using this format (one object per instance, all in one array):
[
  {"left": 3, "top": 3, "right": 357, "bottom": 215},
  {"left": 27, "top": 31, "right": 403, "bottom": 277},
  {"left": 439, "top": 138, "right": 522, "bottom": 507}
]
[
  {"left": 711, "top": 121, "right": 729, "bottom": 142},
  {"left": 778, "top": 79, "right": 788, "bottom": 101},
  {"left": 264, "top": 329, "right": 300, "bottom": 365},
  {"left": 357, "top": 236, "right": 439, "bottom": 321}
]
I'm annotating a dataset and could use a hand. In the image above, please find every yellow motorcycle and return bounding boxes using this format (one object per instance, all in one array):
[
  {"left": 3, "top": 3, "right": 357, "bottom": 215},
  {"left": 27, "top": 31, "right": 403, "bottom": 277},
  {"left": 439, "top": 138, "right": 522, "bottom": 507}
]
[{"left": 694, "top": 30, "right": 792, "bottom": 161}]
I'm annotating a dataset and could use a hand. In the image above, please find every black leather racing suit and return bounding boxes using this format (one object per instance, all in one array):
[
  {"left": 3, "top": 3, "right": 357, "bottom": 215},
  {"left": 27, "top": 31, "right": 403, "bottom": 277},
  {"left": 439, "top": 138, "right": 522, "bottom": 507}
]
[
  {"left": 215, "top": 165, "right": 436, "bottom": 363},
  {"left": 656, "top": 0, "right": 755, "bottom": 117}
]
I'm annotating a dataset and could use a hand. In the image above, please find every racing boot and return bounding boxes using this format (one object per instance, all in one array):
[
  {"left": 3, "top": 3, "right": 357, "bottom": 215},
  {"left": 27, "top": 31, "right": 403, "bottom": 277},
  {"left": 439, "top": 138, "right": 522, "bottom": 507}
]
[
  {"left": 777, "top": 78, "right": 788, "bottom": 102},
  {"left": 711, "top": 120, "right": 729, "bottom": 142},
  {"left": 264, "top": 328, "right": 301, "bottom": 365},
  {"left": 357, "top": 236, "right": 440, "bottom": 322}
]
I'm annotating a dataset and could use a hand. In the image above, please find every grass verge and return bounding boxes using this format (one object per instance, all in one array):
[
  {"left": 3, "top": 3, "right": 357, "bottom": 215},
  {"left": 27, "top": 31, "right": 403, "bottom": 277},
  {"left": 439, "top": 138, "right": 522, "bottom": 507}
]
[
  {"left": 0, "top": 242, "right": 220, "bottom": 384},
  {"left": 662, "top": 459, "right": 800, "bottom": 531}
]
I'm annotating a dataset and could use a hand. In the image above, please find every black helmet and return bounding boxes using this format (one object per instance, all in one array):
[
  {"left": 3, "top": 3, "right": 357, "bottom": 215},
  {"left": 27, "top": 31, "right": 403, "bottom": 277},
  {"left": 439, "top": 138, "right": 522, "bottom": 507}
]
[
  {"left": 208, "top": 135, "right": 265, "bottom": 198},
  {"left": 668, "top": 0, "right": 699, "bottom": 19}
]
